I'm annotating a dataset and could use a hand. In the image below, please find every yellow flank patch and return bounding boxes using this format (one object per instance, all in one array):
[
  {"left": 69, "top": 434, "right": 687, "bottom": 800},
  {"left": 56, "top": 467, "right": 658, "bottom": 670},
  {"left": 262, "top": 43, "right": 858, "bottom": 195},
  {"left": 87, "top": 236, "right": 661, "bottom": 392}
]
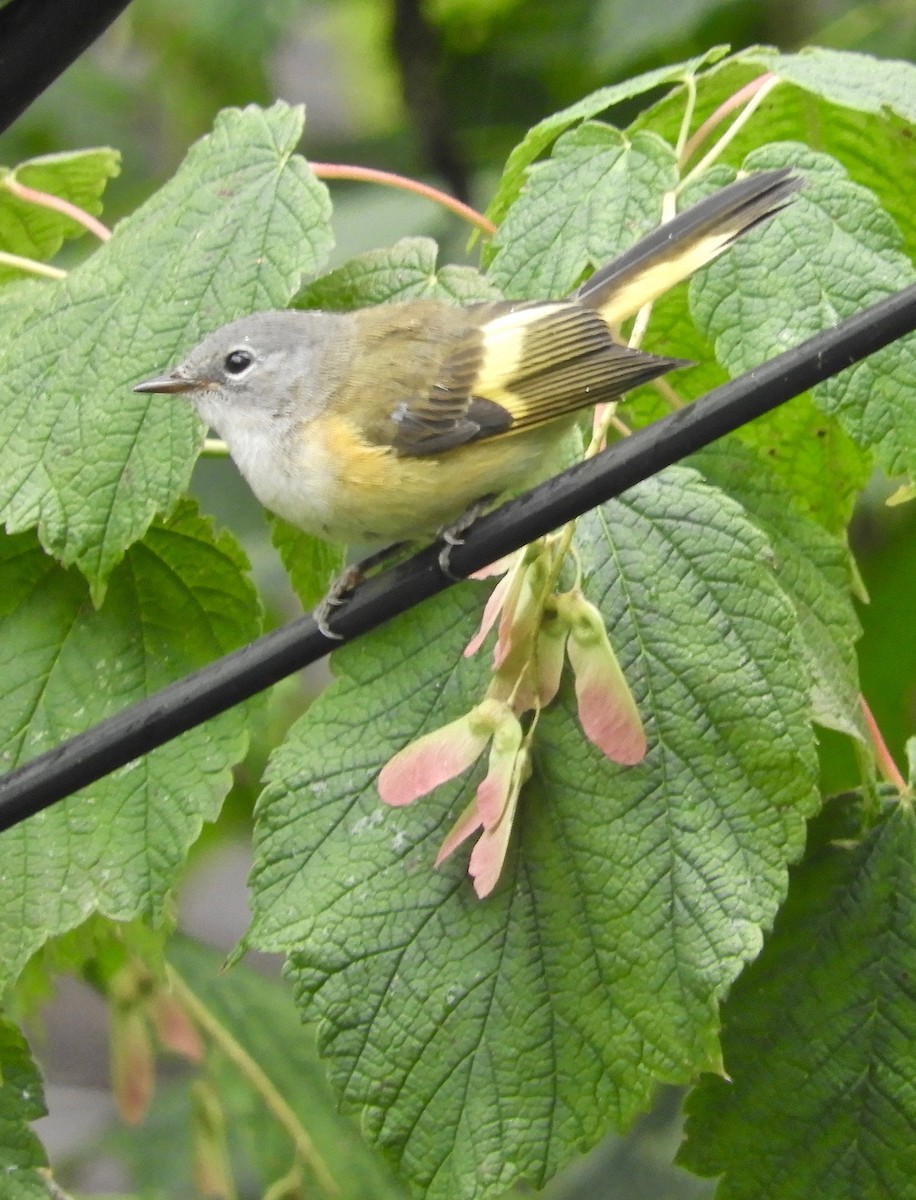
[
  {"left": 320, "top": 412, "right": 557, "bottom": 541},
  {"left": 319, "top": 415, "right": 437, "bottom": 540},
  {"left": 597, "top": 232, "right": 733, "bottom": 325}
]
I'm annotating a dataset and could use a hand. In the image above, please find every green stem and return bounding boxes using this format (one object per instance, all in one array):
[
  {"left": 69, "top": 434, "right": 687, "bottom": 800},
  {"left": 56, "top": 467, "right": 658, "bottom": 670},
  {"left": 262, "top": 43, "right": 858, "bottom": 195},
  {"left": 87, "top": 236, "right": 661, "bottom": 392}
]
[
  {"left": 674, "top": 72, "right": 698, "bottom": 162},
  {"left": 0, "top": 250, "right": 66, "bottom": 279},
  {"left": 651, "top": 376, "right": 685, "bottom": 410},
  {"left": 310, "top": 162, "right": 496, "bottom": 236},
  {"left": 38, "top": 1171, "right": 76, "bottom": 1200},
  {"left": 679, "top": 73, "right": 779, "bottom": 182},
  {"left": 166, "top": 964, "right": 339, "bottom": 1197}
]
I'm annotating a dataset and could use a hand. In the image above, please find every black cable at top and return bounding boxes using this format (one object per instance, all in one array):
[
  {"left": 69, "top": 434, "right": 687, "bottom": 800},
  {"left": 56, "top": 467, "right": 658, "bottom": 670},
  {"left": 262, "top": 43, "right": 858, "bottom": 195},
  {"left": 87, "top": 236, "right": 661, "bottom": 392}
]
[
  {"left": 0, "top": 282, "right": 914, "bottom": 834},
  {"left": 0, "top": 0, "right": 133, "bottom": 136}
]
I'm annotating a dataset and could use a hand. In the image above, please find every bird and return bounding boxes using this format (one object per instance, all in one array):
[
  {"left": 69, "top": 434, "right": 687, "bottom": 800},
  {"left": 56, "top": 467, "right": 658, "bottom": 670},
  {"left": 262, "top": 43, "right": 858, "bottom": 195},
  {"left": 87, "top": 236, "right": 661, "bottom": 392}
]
[{"left": 134, "top": 168, "right": 801, "bottom": 622}]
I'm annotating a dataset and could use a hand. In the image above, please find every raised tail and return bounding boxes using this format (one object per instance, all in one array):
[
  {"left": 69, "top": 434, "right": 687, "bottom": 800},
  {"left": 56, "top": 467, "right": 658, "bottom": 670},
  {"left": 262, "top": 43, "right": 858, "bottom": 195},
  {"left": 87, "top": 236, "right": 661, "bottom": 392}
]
[{"left": 576, "top": 168, "right": 802, "bottom": 325}]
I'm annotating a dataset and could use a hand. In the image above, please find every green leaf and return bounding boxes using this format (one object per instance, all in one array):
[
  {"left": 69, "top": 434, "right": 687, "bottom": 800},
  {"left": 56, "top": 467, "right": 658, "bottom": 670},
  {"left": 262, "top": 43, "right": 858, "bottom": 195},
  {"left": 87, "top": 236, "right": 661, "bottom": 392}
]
[
  {"left": 607, "top": 176, "right": 872, "bottom": 538},
  {"left": 485, "top": 47, "right": 728, "bottom": 230},
  {"left": 0, "top": 148, "right": 120, "bottom": 278},
  {"left": 632, "top": 50, "right": 916, "bottom": 261},
  {"left": 681, "top": 800, "right": 916, "bottom": 1199},
  {"left": 749, "top": 45, "right": 916, "bottom": 124},
  {"left": 0, "top": 1016, "right": 49, "bottom": 1200},
  {"left": 689, "top": 439, "right": 863, "bottom": 739},
  {"left": 689, "top": 144, "right": 916, "bottom": 480},
  {"left": 0, "top": 102, "right": 333, "bottom": 601},
  {"left": 488, "top": 124, "right": 678, "bottom": 299},
  {"left": 631, "top": 240, "right": 872, "bottom": 536},
  {"left": 724, "top": 392, "right": 872, "bottom": 536},
  {"left": 0, "top": 501, "right": 261, "bottom": 990},
  {"left": 247, "top": 467, "right": 818, "bottom": 1200},
  {"left": 267, "top": 514, "right": 344, "bottom": 612},
  {"left": 296, "top": 237, "right": 501, "bottom": 309},
  {"left": 165, "top": 936, "right": 407, "bottom": 1200},
  {"left": 12, "top": 914, "right": 168, "bottom": 1026}
]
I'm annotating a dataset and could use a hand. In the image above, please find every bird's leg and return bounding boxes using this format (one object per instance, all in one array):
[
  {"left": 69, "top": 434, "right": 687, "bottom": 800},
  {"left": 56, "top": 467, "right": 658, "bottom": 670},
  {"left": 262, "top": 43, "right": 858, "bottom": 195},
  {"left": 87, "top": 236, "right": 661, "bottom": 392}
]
[
  {"left": 437, "top": 494, "right": 498, "bottom": 578},
  {"left": 313, "top": 494, "right": 499, "bottom": 637},
  {"left": 314, "top": 542, "right": 410, "bottom": 640}
]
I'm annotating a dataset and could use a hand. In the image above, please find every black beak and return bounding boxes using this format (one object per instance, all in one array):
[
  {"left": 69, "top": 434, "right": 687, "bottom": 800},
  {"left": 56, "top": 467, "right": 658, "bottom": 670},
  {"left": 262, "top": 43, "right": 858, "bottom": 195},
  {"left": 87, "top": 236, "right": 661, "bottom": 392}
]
[{"left": 133, "top": 369, "right": 199, "bottom": 395}]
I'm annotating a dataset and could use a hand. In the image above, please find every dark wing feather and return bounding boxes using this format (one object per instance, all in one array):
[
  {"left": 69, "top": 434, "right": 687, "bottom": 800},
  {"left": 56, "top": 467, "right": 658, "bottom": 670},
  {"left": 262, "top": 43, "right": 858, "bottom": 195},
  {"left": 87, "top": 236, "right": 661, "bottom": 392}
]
[
  {"left": 392, "top": 299, "right": 683, "bottom": 457},
  {"left": 387, "top": 300, "right": 516, "bottom": 455}
]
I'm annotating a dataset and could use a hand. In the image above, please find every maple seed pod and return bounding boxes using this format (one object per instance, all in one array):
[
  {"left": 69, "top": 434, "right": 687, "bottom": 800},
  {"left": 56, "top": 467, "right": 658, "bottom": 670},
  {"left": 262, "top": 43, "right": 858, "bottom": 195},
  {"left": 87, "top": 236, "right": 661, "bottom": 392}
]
[
  {"left": 464, "top": 542, "right": 548, "bottom": 662},
  {"left": 534, "top": 604, "right": 569, "bottom": 708},
  {"left": 493, "top": 553, "right": 547, "bottom": 670},
  {"left": 149, "top": 989, "right": 205, "bottom": 1063},
  {"left": 556, "top": 591, "right": 647, "bottom": 765},
  {"left": 464, "top": 561, "right": 517, "bottom": 657},
  {"left": 110, "top": 1002, "right": 156, "bottom": 1125},
  {"left": 377, "top": 693, "right": 529, "bottom": 897},
  {"left": 435, "top": 795, "right": 484, "bottom": 866},
  {"left": 475, "top": 709, "right": 525, "bottom": 829},
  {"left": 428, "top": 707, "right": 526, "bottom": 896},
  {"left": 378, "top": 697, "right": 511, "bottom": 805},
  {"left": 468, "top": 743, "right": 531, "bottom": 899}
]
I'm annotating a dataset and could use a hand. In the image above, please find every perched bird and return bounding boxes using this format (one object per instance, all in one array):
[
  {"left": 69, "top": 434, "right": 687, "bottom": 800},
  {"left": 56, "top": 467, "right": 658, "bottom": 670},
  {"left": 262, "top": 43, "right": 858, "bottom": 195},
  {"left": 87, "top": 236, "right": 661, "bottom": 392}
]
[{"left": 135, "top": 168, "right": 800, "bottom": 586}]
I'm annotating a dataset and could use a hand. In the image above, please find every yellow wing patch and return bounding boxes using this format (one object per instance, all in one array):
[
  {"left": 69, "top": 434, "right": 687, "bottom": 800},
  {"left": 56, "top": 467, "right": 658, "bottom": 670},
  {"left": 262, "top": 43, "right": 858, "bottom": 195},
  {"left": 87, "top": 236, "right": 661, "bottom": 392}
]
[{"left": 470, "top": 301, "right": 683, "bottom": 433}]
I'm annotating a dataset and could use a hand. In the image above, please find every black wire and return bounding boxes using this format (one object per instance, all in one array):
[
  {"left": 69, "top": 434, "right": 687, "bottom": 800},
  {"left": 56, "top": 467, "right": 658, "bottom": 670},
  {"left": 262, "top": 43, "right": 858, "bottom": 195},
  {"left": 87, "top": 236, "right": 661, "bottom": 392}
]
[
  {"left": 1, "top": 283, "right": 915, "bottom": 832},
  {"left": 0, "top": 0, "right": 133, "bottom": 135}
]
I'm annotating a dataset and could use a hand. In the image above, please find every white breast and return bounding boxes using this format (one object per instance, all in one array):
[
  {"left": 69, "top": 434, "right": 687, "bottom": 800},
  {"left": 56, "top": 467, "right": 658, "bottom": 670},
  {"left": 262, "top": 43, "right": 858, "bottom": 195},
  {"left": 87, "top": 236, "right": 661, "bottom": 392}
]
[{"left": 203, "top": 403, "right": 340, "bottom": 537}]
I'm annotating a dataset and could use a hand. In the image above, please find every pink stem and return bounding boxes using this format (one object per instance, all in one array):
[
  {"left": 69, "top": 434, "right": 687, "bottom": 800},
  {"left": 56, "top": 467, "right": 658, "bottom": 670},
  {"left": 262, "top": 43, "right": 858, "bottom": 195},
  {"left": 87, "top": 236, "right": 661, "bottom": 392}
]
[
  {"left": 4, "top": 176, "right": 112, "bottom": 242},
  {"left": 859, "top": 694, "right": 908, "bottom": 793},
  {"left": 680, "top": 73, "right": 776, "bottom": 167},
  {"left": 310, "top": 162, "right": 496, "bottom": 236}
]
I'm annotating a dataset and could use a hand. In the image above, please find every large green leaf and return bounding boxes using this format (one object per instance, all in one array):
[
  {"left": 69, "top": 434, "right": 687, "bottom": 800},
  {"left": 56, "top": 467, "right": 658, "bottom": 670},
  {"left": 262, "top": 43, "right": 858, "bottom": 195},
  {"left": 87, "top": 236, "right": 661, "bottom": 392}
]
[
  {"left": 296, "top": 237, "right": 501, "bottom": 309},
  {"left": 750, "top": 45, "right": 916, "bottom": 124},
  {"left": 0, "top": 148, "right": 120, "bottom": 280},
  {"left": 0, "top": 102, "right": 332, "bottom": 600},
  {"left": 0, "top": 1016, "right": 48, "bottom": 1200},
  {"left": 632, "top": 257, "right": 872, "bottom": 537},
  {"left": 689, "top": 439, "right": 863, "bottom": 739},
  {"left": 487, "top": 124, "right": 678, "bottom": 298},
  {"left": 632, "top": 49, "right": 916, "bottom": 261},
  {"left": 485, "top": 48, "right": 728, "bottom": 230},
  {"left": 724, "top": 392, "right": 872, "bottom": 536},
  {"left": 681, "top": 795, "right": 916, "bottom": 1199},
  {"left": 690, "top": 144, "right": 916, "bottom": 480},
  {"left": 247, "top": 467, "right": 817, "bottom": 1200},
  {"left": 0, "top": 502, "right": 261, "bottom": 989}
]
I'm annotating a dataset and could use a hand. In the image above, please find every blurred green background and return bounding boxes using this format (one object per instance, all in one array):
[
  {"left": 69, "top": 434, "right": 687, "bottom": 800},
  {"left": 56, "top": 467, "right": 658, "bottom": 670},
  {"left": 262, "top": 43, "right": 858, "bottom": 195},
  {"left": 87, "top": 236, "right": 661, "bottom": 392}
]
[{"left": 2, "top": 1, "right": 913, "bottom": 1196}]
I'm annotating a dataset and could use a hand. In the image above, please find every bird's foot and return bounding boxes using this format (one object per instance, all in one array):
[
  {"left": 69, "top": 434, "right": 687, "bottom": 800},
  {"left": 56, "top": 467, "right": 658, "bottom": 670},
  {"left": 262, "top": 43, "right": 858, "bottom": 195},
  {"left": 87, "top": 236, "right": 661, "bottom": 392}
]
[
  {"left": 313, "top": 543, "right": 410, "bottom": 639},
  {"left": 436, "top": 495, "right": 497, "bottom": 578}
]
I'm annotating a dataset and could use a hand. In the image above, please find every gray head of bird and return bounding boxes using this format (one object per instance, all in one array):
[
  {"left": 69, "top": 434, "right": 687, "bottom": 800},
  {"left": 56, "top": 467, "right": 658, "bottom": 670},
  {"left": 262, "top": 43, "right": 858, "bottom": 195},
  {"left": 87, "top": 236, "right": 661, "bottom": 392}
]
[{"left": 133, "top": 309, "right": 347, "bottom": 437}]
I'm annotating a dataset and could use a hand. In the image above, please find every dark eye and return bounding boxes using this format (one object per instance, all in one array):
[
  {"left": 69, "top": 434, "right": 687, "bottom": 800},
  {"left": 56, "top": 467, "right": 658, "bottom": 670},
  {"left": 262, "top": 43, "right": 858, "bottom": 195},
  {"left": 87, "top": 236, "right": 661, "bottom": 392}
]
[{"left": 224, "top": 349, "right": 253, "bottom": 375}]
